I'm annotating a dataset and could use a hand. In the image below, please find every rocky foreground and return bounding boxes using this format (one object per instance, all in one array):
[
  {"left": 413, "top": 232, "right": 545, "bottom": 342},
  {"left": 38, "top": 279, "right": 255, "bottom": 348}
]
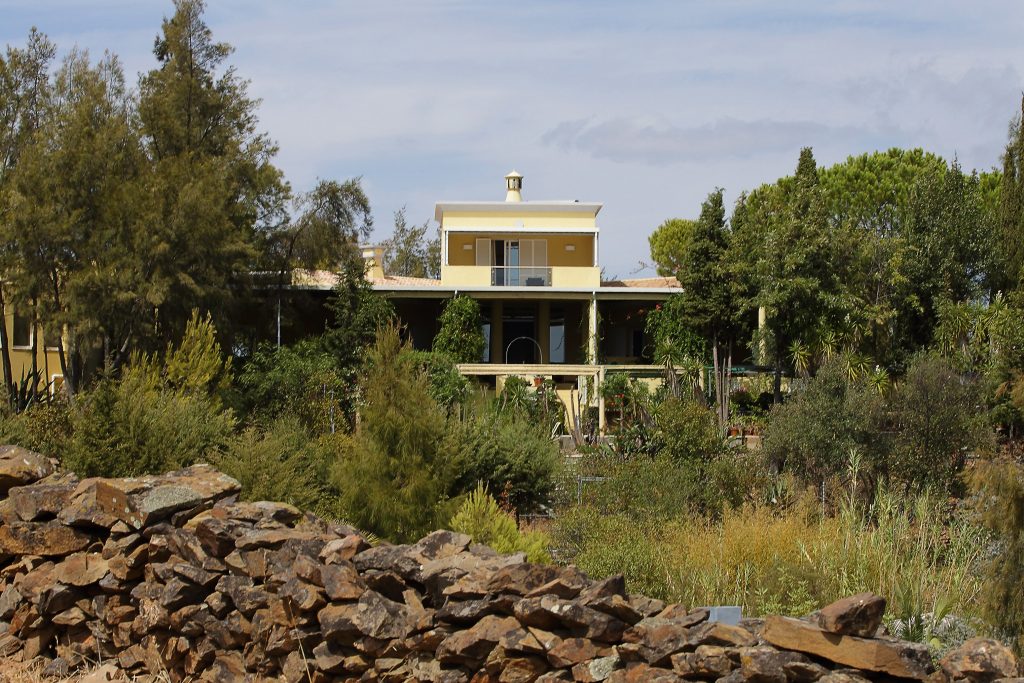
[{"left": 0, "top": 445, "right": 1019, "bottom": 683}]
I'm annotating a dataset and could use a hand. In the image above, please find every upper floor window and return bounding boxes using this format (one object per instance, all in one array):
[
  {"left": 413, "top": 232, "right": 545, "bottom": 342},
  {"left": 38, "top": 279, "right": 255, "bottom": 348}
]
[{"left": 12, "top": 313, "right": 32, "bottom": 349}]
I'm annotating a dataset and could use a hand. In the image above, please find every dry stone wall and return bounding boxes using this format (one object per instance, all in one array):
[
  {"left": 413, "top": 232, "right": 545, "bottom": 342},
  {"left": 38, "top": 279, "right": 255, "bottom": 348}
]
[{"left": 0, "top": 444, "right": 1019, "bottom": 683}]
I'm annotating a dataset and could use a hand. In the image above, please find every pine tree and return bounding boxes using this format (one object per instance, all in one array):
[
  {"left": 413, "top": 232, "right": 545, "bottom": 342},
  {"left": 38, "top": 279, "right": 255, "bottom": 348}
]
[
  {"left": 337, "top": 325, "right": 451, "bottom": 542},
  {"left": 998, "top": 95, "right": 1024, "bottom": 292},
  {"left": 752, "top": 147, "right": 834, "bottom": 401},
  {"left": 137, "top": 0, "right": 288, "bottom": 347},
  {"left": 674, "top": 189, "right": 743, "bottom": 429}
]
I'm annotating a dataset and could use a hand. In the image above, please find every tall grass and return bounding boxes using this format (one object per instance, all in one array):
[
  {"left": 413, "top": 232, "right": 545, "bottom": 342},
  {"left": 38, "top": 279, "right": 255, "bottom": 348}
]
[{"left": 557, "top": 489, "right": 989, "bottom": 625}]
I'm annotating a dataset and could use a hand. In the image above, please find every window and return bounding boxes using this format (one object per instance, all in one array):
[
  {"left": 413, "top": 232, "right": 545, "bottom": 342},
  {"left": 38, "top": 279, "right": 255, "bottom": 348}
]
[
  {"left": 12, "top": 313, "right": 32, "bottom": 349},
  {"left": 475, "top": 238, "right": 491, "bottom": 266}
]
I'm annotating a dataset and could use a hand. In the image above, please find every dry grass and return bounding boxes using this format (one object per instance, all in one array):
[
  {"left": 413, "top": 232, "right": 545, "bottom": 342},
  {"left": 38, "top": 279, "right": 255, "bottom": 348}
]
[
  {"left": 0, "top": 658, "right": 135, "bottom": 682},
  {"left": 560, "top": 489, "right": 989, "bottom": 625}
]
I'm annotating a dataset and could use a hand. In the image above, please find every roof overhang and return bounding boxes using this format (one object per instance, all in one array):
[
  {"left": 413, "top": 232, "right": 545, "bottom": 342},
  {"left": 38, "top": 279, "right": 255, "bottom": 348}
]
[{"left": 434, "top": 200, "right": 602, "bottom": 223}]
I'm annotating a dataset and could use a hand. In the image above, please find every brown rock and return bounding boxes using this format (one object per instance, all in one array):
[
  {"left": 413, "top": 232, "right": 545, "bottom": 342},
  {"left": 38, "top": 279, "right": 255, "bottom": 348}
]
[
  {"left": 941, "top": 638, "right": 1019, "bottom": 683},
  {"left": 514, "top": 595, "right": 627, "bottom": 643},
  {"left": 499, "top": 655, "right": 549, "bottom": 683},
  {"left": 7, "top": 476, "right": 76, "bottom": 521},
  {"left": 0, "top": 445, "right": 54, "bottom": 494},
  {"left": 620, "top": 617, "right": 691, "bottom": 666},
  {"left": 607, "top": 663, "right": 683, "bottom": 682},
  {"left": 320, "top": 534, "right": 371, "bottom": 564},
  {"left": 0, "top": 520, "right": 91, "bottom": 556},
  {"left": 818, "top": 674, "right": 873, "bottom": 683},
  {"left": 671, "top": 644, "right": 737, "bottom": 679},
  {"left": 546, "top": 637, "right": 606, "bottom": 668},
  {"left": 571, "top": 654, "right": 622, "bottom": 682},
  {"left": 351, "top": 589, "right": 421, "bottom": 640},
  {"left": 762, "top": 615, "right": 933, "bottom": 679},
  {"left": 816, "top": 593, "right": 886, "bottom": 637},
  {"left": 437, "top": 615, "right": 522, "bottom": 665},
  {"left": 53, "top": 552, "right": 110, "bottom": 586},
  {"left": 688, "top": 621, "right": 757, "bottom": 648},
  {"left": 319, "top": 601, "right": 361, "bottom": 642},
  {"left": 489, "top": 563, "right": 564, "bottom": 596}
]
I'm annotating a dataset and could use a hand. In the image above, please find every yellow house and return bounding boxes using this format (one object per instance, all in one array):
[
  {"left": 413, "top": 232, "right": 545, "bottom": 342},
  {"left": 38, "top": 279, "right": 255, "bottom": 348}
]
[
  {"left": 0, "top": 309, "right": 64, "bottom": 395},
  {"left": 358, "top": 171, "right": 682, "bottom": 434}
]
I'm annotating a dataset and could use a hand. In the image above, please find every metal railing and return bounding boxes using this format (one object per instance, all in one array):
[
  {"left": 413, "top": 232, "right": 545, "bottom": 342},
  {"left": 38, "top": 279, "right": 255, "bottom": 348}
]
[{"left": 490, "top": 266, "right": 552, "bottom": 286}]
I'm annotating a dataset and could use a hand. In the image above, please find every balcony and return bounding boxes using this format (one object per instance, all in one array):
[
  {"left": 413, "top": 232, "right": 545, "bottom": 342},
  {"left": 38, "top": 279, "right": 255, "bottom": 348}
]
[
  {"left": 440, "top": 265, "right": 601, "bottom": 288},
  {"left": 491, "top": 266, "right": 552, "bottom": 287}
]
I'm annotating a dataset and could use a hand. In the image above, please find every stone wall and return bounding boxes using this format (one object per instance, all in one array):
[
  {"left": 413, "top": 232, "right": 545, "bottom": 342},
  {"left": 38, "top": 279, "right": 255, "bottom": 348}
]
[{"left": 0, "top": 444, "right": 1018, "bottom": 682}]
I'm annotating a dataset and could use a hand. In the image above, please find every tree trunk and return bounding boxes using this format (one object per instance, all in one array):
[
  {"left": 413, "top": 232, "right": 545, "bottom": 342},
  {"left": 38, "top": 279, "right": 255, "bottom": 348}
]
[
  {"left": 0, "top": 285, "right": 13, "bottom": 406},
  {"left": 50, "top": 272, "right": 76, "bottom": 404},
  {"left": 773, "top": 362, "right": 783, "bottom": 404}
]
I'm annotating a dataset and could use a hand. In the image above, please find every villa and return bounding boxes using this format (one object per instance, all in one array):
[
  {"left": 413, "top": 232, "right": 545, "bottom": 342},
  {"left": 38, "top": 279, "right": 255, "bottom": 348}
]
[{"left": 295, "top": 172, "right": 682, "bottom": 433}]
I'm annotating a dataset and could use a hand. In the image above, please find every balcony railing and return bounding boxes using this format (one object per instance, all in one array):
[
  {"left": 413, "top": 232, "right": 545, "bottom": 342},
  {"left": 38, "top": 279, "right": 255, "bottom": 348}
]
[{"left": 491, "top": 266, "right": 552, "bottom": 287}]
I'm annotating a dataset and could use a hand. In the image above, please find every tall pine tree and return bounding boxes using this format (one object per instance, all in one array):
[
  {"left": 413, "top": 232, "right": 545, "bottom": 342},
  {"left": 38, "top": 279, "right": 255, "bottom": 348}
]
[{"left": 137, "top": 0, "right": 288, "bottom": 347}]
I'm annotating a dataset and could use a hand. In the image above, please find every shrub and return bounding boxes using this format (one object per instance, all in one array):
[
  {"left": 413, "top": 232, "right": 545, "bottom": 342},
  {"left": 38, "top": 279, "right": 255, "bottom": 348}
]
[
  {"left": 445, "top": 408, "right": 561, "bottom": 515},
  {"left": 889, "top": 353, "right": 993, "bottom": 495},
  {"left": 335, "top": 325, "right": 453, "bottom": 542},
  {"left": 654, "top": 397, "right": 722, "bottom": 463},
  {"left": 762, "top": 360, "right": 885, "bottom": 489},
  {"left": 63, "top": 314, "right": 235, "bottom": 477},
  {"left": 403, "top": 350, "right": 470, "bottom": 412},
  {"left": 449, "top": 483, "right": 551, "bottom": 563},
  {"left": 433, "top": 295, "right": 485, "bottom": 364},
  {"left": 236, "top": 339, "right": 349, "bottom": 432},
  {"left": 555, "top": 490, "right": 988, "bottom": 623},
  {"left": 575, "top": 451, "right": 757, "bottom": 521},
  {"left": 215, "top": 416, "right": 344, "bottom": 519}
]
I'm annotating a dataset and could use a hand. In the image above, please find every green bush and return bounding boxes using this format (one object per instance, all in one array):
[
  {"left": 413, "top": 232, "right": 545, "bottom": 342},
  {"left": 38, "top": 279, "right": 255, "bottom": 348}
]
[
  {"left": 654, "top": 397, "right": 722, "bottom": 463},
  {"left": 553, "top": 506, "right": 672, "bottom": 599},
  {"left": 433, "top": 295, "right": 485, "bottom": 364},
  {"left": 215, "top": 415, "right": 343, "bottom": 519},
  {"left": 450, "top": 483, "right": 551, "bottom": 564},
  {"left": 335, "top": 325, "right": 453, "bottom": 542},
  {"left": 236, "top": 339, "right": 349, "bottom": 432},
  {"left": 576, "top": 451, "right": 757, "bottom": 521},
  {"left": 762, "top": 360, "right": 885, "bottom": 488},
  {"left": 404, "top": 350, "right": 470, "bottom": 412},
  {"left": 445, "top": 408, "right": 560, "bottom": 515},
  {"left": 889, "top": 353, "right": 993, "bottom": 495},
  {"left": 63, "top": 314, "right": 235, "bottom": 477}
]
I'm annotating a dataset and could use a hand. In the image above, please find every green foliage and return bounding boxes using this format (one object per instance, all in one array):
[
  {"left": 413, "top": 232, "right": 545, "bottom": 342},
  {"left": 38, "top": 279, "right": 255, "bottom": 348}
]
[
  {"left": 336, "top": 325, "right": 452, "bottom": 542},
  {"left": 323, "top": 256, "right": 396, "bottom": 373},
  {"left": 997, "top": 96, "right": 1024, "bottom": 292},
  {"left": 654, "top": 398, "right": 723, "bottom": 464},
  {"left": 763, "top": 360, "right": 885, "bottom": 488},
  {"left": 888, "top": 353, "right": 992, "bottom": 495},
  {"left": 576, "top": 449, "right": 757, "bottom": 522},
  {"left": 971, "top": 459, "right": 1024, "bottom": 652},
  {"left": 498, "top": 376, "right": 565, "bottom": 435},
  {"left": 556, "top": 489, "right": 988, "bottom": 622},
  {"left": 62, "top": 313, "right": 235, "bottom": 477},
  {"left": 215, "top": 415, "right": 343, "bottom": 519},
  {"left": 643, "top": 296, "right": 706, "bottom": 368},
  {"left": 382, "top": 206, "right": 440, "bottom": 279},
  {"left": 403, "top": 350, "right": 470, "bottom": 412},
  {"left": 445, "top": 409, "right": 560, "bottom": 516},
  {"left": 236, "top": 339, "right": 348, "bottom": 433},
  {"left": 433, "top": 295, "right": 485, "bottom": 364},
  {"left": 449, "top": 484, "right": 551, "bottom": 564},
  {"left": 648, "top": 218, "right": 697, "bottom": 277}
]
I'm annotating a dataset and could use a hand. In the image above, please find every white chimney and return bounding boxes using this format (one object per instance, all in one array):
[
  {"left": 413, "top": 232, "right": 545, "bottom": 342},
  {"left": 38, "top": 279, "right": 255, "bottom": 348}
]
[{"left": 505, "top": 170, "right": 523, "bottom": 202}]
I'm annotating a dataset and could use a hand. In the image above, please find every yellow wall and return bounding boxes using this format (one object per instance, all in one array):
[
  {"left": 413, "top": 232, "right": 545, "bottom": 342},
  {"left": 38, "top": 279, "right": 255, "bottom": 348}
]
[
  {"left": 447, "top": 233, "right": 594, "bottom": 268},
  {"left": 442, "top": 210, "right": 597, "bottom": 230},
  {"left": 1, "top": 313, "right": 64, "bottom": 387}
]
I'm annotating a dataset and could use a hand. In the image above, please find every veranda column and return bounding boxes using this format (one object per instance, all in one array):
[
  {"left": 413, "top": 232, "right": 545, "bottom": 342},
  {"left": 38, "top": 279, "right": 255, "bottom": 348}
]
[
  {"left": 490, "top": 300, "right": 504, "bottom": 363},
  {"left": 537, "top": 300, "right": 550, "bottom": 364}
]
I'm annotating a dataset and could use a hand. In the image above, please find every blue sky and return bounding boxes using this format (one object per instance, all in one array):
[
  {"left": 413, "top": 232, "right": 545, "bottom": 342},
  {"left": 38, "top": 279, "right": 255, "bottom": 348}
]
[{"left": 3, "top": 1, "right": 1023, "bottom": 277}]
